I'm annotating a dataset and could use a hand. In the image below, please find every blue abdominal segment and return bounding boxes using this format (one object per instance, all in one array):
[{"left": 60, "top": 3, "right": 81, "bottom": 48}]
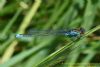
[{"left": 16, "top": 34, "right": 23, "bottom": 38}]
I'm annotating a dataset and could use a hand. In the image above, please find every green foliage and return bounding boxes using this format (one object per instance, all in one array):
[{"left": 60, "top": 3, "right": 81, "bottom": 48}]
[{"left": 0, "top": 0, "right": 100, "bottom": 67}]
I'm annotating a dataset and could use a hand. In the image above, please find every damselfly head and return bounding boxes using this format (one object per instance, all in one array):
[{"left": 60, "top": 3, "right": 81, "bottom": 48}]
[
  {"left": 79, "top": 28, "right": 85, "bottom": 34},
  {"left": 73, "top": 28, "right": 85, "bottom": 34}
]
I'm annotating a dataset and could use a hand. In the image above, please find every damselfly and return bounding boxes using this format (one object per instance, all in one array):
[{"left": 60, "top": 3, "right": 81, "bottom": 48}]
[{"left": 15, "top": 28, "right": 85, "bottom": 38}]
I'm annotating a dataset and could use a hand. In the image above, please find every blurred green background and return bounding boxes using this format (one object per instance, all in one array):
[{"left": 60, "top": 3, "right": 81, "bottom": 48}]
[{"left": 0, "top": 0, "right": 100, "bottom": 67}]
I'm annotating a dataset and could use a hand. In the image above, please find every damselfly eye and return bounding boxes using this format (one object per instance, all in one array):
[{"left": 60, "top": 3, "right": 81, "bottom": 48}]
[{"left": 79, "top": 28, "right": 85, "bottom": 34}]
